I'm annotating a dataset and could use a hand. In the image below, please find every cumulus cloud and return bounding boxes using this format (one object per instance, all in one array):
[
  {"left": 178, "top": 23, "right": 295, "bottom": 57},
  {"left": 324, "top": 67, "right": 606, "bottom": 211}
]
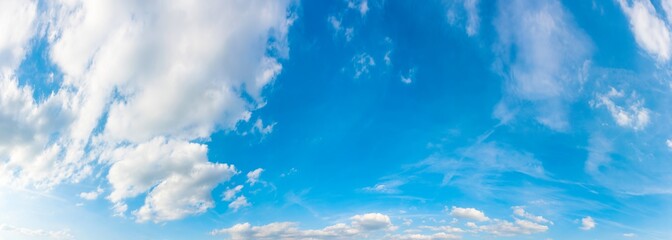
[
  {"left": 455, "top": 207, "right": 550, "bottom": 237},
  {"left": 419, "top": 225, "right": 464, "bottom": 233},
  {"left": 211, "top": 212, "right": 396, "bottom": 240},
  {"left": 592, "top": 88, "right": 650, "bottom": 130},
  {"left": 0, "top": 0, "right": 37, "bottom": 69},
  {"left": 580, "top": 216, "right": 596, "bottom": 230},
  {"left": 449, "top": 206, "right": 489, "bottom": 222},
  {"left": 104, "top": 137, "right": 238, "bottom": 222},
  {"left": 0, "top": 223, "right": 73, "bottom": 240},
  {"left": 390, "top": 232, "right": 461, "bottom": 240},
  {"left": 223, "top": 185, "right": 244, "bottom": 201},
  {"left": 79, "top": 187, "right": 103, "bottom": 200},
  {"left": 228, "top": 196, "right": 251, "bottom": 212},
  {"left": 0, "top": 0, "right": 294, "bottom": 223},
  {"left": 475, "top": 219, "right": 548, "bottom": 236},
  {"left": 247, "top": 168, "right": 265, "bottom": 186},
  {"left": 618, "top": 0, "right": 672, "bottom": 61},
  {"left": 351, "top": 213, "right": 397, "bottom": 231},
  {"left": 493, "top": 0, "right": 592, "bottom": 130}
]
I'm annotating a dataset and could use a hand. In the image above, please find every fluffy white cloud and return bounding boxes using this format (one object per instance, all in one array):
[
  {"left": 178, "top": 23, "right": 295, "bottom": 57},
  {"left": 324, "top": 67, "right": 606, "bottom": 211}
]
[
  {"left": 351, "top": 213, "right": 396, "bottom": 231},
  {"left": 247, "top": 168, "right": 265, "bottom": 186},
  {"left": 580, "top": 216, "right": 596, "bottom": 230},
  {"left": 592, "top": 88, "right": 650, "bottom": 130},
  {"left": 445, "top": 206, "right": 550, "bottom": 237},
  {"left": 493, "top": 0, "right": 591, "bottom": 130},
  {"left": 475, "top": 219, "right": 548, "bottom": 236},
  {"left": 104, "top": 137, "right": 238, "bottom": 222},
  {"left": 228, "top": 196, "right": 251, "bottom": 212},
  {"left": 0, "top": 0, "right": 294, "bottom": 223},
  {"left": 618, "top": 0, "right": 672, "bottom": 61},
  {"left": 79, "top": 187, "right": 103, "bottom": 200},
  {"left": 390, "top": 232, "right": 461, "bottom": 240},
  {"left": 420, "top": 225, "right": 464, "bottom": 233},
  {"left": 0, "top": 74, "right": 83, "bottom": 189},
  {"left": 0, "top": 0, "right": 37, "bottom": 69},
  {"left": 0, "top": 223, "right": 73, "bottom": 240},
  {"left": 223, "top": 185, "right": 244, "bottom": 201},
  {"left": 211, "top": 213, "right": 395, "bottom": 240},
  {"left": 449, "top": 206, "right": 489, "bottom": 222}
]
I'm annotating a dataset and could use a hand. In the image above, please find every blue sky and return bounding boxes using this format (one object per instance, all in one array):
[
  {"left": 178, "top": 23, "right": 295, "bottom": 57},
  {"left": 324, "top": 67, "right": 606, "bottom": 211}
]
[{"left": 1, "top": 0, "right": 672, "bottom": 239}]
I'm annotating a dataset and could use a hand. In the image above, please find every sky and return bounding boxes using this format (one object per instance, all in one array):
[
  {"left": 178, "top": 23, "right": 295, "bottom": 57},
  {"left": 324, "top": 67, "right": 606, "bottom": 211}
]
[{"left": 1, "top": 0, "right": 672, "bottom": 239}]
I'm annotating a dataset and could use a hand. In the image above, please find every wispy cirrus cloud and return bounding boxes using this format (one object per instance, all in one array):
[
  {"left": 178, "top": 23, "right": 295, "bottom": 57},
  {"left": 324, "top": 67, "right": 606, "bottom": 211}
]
[{"left": 492, "top": 0, "right": 592, "bottom": 130}]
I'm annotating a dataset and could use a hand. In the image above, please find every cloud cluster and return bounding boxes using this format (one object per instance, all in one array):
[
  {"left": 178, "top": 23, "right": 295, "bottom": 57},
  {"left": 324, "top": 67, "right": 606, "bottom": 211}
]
[
  {"left": 211, "top": 213, "right": 396, "bottom": 240},
  {"left": 0, "top": 223, "right": 73, "bottom": 240},
  {"left": 213, "top": 206, "right": 552, "bottom": 240},
  {"left": 454, "top": 206, "right": 550, "bottom": 237},
  {"left": 592, "top": 87, "right": 650, "bottom": 130},
  {"left": 0, "top": 0, "right": 294, "bottom": 223}
]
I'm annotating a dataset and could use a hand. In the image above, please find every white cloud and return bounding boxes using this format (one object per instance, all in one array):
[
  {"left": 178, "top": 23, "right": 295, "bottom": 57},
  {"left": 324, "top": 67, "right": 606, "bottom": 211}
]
[
  {"left": 391, "top": 232, "right": 461, "bottom": 240},
  {"left": 444, "top": 207, "right": 550, "bottom": 237},
  {"left": 211, "top": 212, "right": 395, "bottom": 240},
  {"left": 363, "top": 179, "right": 406, "bottom": 194},
  {"left": 351, "top": 213, "right": 396, "bottom": 231},
  {"left": 401, "top": 68, "right": 416, "bottom": 84},
  {"left": 247, "top": 168, "right": 265, "bottom": 186},
  {"left": 223, "top": 185, "right": 244, "bottom": 201},
  {"left": 79, "top": 187, "right": 103, "bottom": 200},
  {"left": 104, "top": 137, "right": 238, "bottom": 222},
  {"left": 348, "top": 0, "right": 369, "bottom": 16},
  {"left": 0, "top": 223, "right": 73, "bottom": 240},
  {"left": 618, "top": 0, "right": 672, "bottom": 61},
  {"left": 353, "top": 53, "right": 376, "bottom": 79},
  {"left": 228, "top": 196, "right": 251, "bottom": 212},
  {"left": 493, "top": 0, "right": 591, "bottom": 130},
  {"left": 623, "top": 233, "right": 636, "bottom": 237},
  {"left": 0, "top": 0, "right": 37, "bottom": 69},
  {"left": 464, "top": 0, "right": 480, "bottom": 36},
  {"left": 253, "top": 119, "right": 276, "bottom": 135},
  {"left": 420, "top": 225, "right": 464, "bottom": 233},
  {"left": 0, "top": 0, "right": 293, "bottom": 223},
  {"left": 592, "top": 88, "right": 650, "bottom": 130},
  {"left": 580, "top": 216, "right": 596, "bottom": 230},
  {"left": 476, "top": 219, "right": 548, "bottom": 236},
  {"left": 449, "top": 206, "right": 489, "bottom": 222},
  {"left": 445, "top": 0, "right": 480, "bottom": 36},
  {"left": 512, "top": 206, "right": 552, "bottom": 224},
  {"left": 667, "top": 139, "right": 672, "bottom": 149}
]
